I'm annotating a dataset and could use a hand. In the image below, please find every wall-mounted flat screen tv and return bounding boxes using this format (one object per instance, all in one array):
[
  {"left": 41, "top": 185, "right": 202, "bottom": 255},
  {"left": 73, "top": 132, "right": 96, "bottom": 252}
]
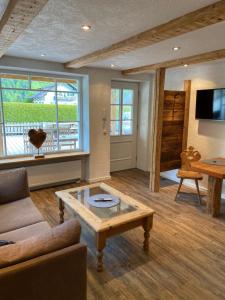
[{"left": 196, "top": 88, "right": 225, "bottom": 120}]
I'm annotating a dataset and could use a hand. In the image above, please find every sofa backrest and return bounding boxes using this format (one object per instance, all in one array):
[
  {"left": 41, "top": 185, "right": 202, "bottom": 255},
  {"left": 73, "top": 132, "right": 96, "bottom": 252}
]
[{"left": 0, "top": 168, "right": 30, "bottom": 204}]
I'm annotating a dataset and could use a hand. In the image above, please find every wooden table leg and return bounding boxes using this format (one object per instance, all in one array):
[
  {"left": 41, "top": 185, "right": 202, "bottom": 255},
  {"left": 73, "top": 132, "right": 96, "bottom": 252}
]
[
  {"left": 96, "top": 232, "right": 106, "bottom": 272},
  {"left": 207, "top": 176, "right": 223, "bottom": 217},
  {"left": 143, "top": 216, "right": 153, "bottom": 252},
  {"left": 58, "top": 198, "right": 65, "bottom": 224}
]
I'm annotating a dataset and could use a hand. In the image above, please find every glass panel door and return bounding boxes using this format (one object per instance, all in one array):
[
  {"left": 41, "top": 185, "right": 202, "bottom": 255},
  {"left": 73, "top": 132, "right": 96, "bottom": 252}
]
[
  {"left": 110, "top": 81, "right": 138, "bottom": 172},
  {"left": 110, "top": 88, "right": 134, "bottom": 136}
]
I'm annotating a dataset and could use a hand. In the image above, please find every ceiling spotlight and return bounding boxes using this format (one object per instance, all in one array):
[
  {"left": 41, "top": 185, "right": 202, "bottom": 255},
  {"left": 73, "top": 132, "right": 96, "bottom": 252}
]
[
  {"left": 184, "top": 64, "right": 188, "bottom": 67},
  {"left": 172, "top": 46, "right": 180, "bottom": 51},
  {"left": 81, "top": 24, "right": 91, "bottom": 31},
  {"left": 111, "top": 64, "right": 115, "bottom": 68},
  {"left": 41, "top": 54, "right": 46, "bottom": 57}
]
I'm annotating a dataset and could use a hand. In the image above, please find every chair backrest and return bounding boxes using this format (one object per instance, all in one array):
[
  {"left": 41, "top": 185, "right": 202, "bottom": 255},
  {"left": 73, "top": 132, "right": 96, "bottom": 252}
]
[{"left": 180, "top": 146, "right": 201, "bottom": 171}]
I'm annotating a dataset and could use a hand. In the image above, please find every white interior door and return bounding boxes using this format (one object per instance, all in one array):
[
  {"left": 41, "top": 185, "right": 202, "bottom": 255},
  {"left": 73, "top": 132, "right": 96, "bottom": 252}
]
[{"left": 110, "top": 81, "right": 138, "bottom": 172}]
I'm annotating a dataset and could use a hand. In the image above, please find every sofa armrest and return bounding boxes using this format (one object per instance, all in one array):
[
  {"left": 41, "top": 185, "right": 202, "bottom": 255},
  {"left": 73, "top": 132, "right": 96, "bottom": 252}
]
[
  {"left": 0, "top": 168, "right": 30, "bottom": 204},
  {"left": 0, "top": 219, "right": 81, "bottom": 268},
  {"left": 0, "top": 243, "right": 87, "bottom": 300}
]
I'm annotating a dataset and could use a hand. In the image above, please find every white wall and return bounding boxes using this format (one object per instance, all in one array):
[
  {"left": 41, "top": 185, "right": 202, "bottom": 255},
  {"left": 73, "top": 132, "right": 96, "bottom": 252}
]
[
  {"left": 0, "top": 56, "right": 150, "bottom": 187},
  {"left": 162, "top": 62, "right": 225, "bottom": 198},
  {"left": 85, "top": 68, "right": 111, "bottom": 182},
  {"left": 137, "top": 78, "right": 153, "bottom": 171},
  {"left": 86, "top": 68, "right": 152, "bottom": 181},
  {"left": 27, "top": 161, "right": 81, "bottom": 188}
]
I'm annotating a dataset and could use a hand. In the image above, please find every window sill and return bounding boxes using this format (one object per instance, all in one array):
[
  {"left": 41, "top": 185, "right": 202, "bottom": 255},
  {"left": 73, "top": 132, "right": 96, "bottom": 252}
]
[{"left": 0, "top": 151, "right": 90, "bottom": 170}]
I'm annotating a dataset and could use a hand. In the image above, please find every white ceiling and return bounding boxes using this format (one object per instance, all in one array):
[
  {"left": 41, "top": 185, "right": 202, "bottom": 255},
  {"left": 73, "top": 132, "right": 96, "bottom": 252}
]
[
  {"left": 91, "top": 21, "right": 225, "bottom": 70},
  {"left": 2, "top": 0, "right": 224, "bottom": 70}
]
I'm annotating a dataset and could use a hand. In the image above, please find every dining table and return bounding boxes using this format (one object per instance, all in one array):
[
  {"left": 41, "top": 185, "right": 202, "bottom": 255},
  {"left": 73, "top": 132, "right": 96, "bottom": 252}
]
[{"left": 191, "top": 157, "right": 225, "bottom": 217}]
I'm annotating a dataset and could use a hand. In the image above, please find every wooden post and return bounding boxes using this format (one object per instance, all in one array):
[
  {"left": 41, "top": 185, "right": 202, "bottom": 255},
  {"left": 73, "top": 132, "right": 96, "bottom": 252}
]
[
  {"left": 182, "top": 80, "right": 191, "bottom": 150},
  {"left": 149, "top": 68, "right": 165, "bottom": 192}
]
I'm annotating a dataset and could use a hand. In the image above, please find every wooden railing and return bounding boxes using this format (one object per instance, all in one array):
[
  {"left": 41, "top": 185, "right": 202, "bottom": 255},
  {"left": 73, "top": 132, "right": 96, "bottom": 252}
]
[
  {"left": 5, "top": 123, "right": 44, "bottom": 135},
  {"left": 5, "top": 122, "right": 78, "bottom": 136},
  {"left": 4, "top": 122, "right": 79, "bottom": 154}
]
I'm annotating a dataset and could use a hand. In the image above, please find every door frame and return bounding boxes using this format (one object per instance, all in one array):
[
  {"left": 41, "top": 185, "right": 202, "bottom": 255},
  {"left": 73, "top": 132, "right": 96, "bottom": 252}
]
[
  {"left": 110, "top": 81, "right": 139, "bottom": 172},
  {"left": 149, "top": 69, "right": 191, "bottom": 192}
]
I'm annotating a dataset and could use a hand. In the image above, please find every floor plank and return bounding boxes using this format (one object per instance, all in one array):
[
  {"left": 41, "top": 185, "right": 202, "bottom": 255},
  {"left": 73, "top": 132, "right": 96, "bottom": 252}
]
[{"left": 31, "top": 169, "right": 225, "bottom": 300}]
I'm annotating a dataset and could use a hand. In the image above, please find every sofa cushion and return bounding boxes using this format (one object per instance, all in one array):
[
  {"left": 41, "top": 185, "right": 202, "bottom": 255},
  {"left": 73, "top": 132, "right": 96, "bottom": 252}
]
[
  {"left": 0, "top": 219, "right": 81, "bottom": 269},
  {"left": 0, "top": 197, "right": 44, "bottom": 234},
  {"left": 0, "top": 168, "right": 30, "bottom": 204},
  {"left": 0, "top": 221, "right": 50, "bottom": 242}
]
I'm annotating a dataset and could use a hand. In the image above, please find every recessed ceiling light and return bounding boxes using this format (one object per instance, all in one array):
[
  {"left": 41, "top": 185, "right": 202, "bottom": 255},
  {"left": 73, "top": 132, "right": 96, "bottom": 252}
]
[
  {"left": 184, "top": 64, "right": 188, "bottom": 67},
  {"left": 41, "top": 54, "right": 45, "bottom": 57},
  {"left": 172, "top": 46, "right": 180, "bottom": 51},
  {"left": 111, "top": 64, "right": 115, "bottom": 68},
  {"left": 81, "top": 24, "right": 91, "bottom": 31}
]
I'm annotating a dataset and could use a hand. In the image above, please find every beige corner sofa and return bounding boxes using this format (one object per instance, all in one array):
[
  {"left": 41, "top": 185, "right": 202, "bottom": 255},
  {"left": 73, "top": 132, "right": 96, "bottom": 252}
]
[{"left": 0, "top": 168, "right": 87, "bottom": 300}]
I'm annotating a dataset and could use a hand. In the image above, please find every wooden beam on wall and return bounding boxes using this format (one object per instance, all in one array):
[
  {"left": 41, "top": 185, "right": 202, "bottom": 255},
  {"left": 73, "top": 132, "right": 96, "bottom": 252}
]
[
  {"left": 66, "top": 1, "right": 225, "bottom": 68},
  {"left": 122, "top": 48, "right": 225, "bottom": 75},
  {"left": 149, "top": 68, "right": 165, "bottom": 192},
  {"left": 182, "top": 80, "right": 192, "bottom": 151},
  {"left": 0, "top": 0, "right": 48, "bottom": 58}
]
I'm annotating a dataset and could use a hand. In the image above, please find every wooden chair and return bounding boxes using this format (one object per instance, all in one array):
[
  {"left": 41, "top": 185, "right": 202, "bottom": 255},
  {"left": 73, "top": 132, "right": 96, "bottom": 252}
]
[{"left": 175, "top": 146, "right": 203, "bottom": 204}]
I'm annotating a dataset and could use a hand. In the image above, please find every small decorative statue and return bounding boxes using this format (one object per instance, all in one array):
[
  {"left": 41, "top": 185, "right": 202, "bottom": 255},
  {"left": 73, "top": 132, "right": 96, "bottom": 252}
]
[{"left": 28, "top": 129, "right": 47, "bottom": 159}]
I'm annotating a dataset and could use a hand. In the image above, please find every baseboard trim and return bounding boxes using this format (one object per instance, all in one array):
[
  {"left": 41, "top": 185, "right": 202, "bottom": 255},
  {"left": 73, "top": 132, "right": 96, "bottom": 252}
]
[
  {"left": 161, "top": 173, "right": 225, "bottom": 199},
  {"left": 30, "top": 178, "right": 80, "bottom": 191},
  {"left": 87, "top": 175, "right": 111, "bottom": 183}
]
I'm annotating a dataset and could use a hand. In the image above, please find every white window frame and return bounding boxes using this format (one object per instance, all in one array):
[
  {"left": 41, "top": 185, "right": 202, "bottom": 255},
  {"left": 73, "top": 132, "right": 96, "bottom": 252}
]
[
  {"left": 0, "top": 71, "right": 83, "bottom": 157},
  {"left": 110, "top": 87, "right": 134, "bottom": 136}
]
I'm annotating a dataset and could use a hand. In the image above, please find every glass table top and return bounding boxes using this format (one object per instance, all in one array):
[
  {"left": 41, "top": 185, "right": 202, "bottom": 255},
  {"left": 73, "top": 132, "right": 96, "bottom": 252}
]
[{"left": 69, "top": 186, "right": 136, "bottom": 219}]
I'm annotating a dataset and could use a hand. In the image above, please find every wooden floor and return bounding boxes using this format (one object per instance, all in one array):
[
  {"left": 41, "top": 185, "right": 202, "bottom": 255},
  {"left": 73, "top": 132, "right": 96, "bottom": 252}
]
[{"left": 31, "top": 169, "right": 225, "bottom": 300}]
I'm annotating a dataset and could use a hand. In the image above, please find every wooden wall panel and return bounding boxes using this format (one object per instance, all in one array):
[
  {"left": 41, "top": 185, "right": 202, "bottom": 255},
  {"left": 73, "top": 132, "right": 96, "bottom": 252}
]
[
  {"left": 160, "top": 91, "right": 186, "bottom": 172},
  {"left": 149, "top": 77, "right": 191, "bottom": 191}
]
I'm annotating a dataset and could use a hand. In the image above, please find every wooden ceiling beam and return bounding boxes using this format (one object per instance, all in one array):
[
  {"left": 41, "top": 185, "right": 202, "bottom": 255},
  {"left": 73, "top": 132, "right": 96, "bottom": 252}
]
[
  {"left": 122, "top": 48, "right": 225, "bottom": 75},
  {"left": 0, "top": 0, "right": 48, "bottom": 58},
  {"left": 66, "top": 0, "right": 225, "bottom": 69}
]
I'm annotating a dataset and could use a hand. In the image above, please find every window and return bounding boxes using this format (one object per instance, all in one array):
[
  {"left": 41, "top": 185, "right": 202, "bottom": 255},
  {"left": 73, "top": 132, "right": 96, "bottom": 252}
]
[
  {"left": 110, "top": 88, "right": 134, "bottom": 136},
  {"left": 0, "top": 73, "right": 81, "bottom": 157}
]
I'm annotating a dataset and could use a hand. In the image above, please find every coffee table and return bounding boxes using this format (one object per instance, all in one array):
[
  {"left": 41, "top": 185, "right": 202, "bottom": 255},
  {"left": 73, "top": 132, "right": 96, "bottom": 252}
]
[{"left": 55, "top": 183, "right": 154, "bottom": 271}]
